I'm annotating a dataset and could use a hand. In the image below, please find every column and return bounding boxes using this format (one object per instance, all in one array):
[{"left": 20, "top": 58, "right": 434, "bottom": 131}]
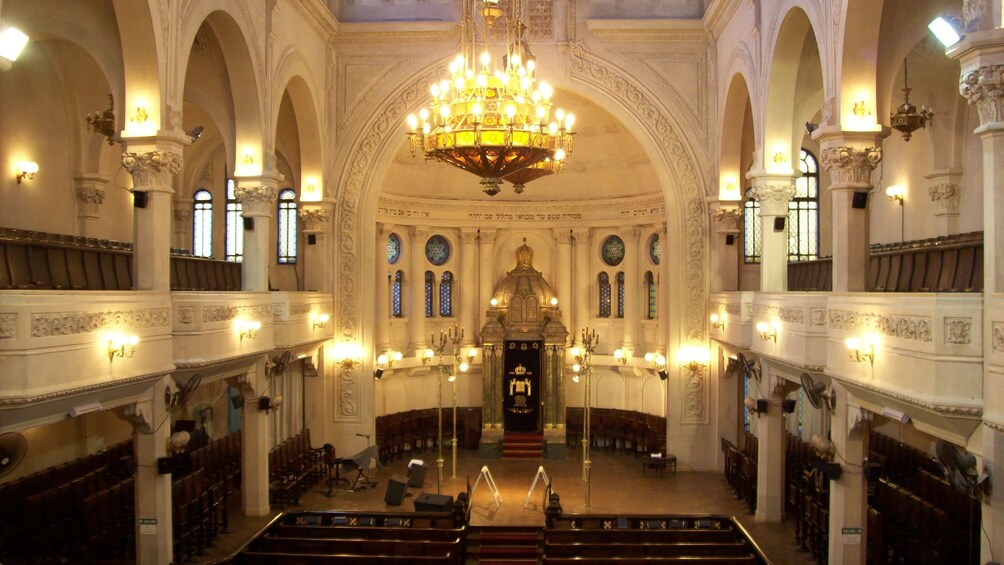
[
  {"left": 301, "top": 203, "right": 333, "bottom": 293},
  {"left": 409, "top": 225, "right": 429, "bottom": 353},
  {"left": 951, "top": 31, "right": 1004, "bottom": 564},
  {"left": 234, "top": 178, "right": 280, "bottom": 292},
  {"left": 234, "top": 363, "right": 270, "bottom": 516},
  {"left": 828, "top": 383, "right": 868, "bottom": 564},
  {"left": 553, "top": 228, "right": 573, "bottom": 343},
  {"left": 816, "top": 137, "right": 883, "bottom": 292},
  {"left": 122, "top": 145, "right": 183, "bottom": 291},
  {"left": 753, "top": 361, "right": 786, "bottom": 523},
  {"left": 923, "top": 169, "right": 963, "bottom": 237},
  {"left": 622, "top": 227, "right": 641, "bottom": 353},
  {"left": 74, "top": 173, "right": 109, "bottom": 238},
  {"left": 656, "top": 223, "right": 668, "bottom": 355},
  {"left": 571, "top": 228, "right": 591, "bottom": 344},
  {"left": 172, "top": 200, "right": 190, "bottom": 251},
  {"left": 119, "top": 377, "right": 172, "bottom": 564},
  {"left": 375, "top": 223, "right": 392, "bottom": 353},
  {"left": 460, "top": 228, "right": 479, "bottom": 345},
  {"left": 747, "top": 175, "right": 795, "bottom": 292},
  {"left": 477, "top": 229, "right": 497, "bottom": 333},
  {"left": 707, "top": 200, "right": 742, "bottom": 291}
]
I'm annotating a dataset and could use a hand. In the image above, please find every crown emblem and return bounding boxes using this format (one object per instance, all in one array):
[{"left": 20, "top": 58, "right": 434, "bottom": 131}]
[{"left": 514, "top": 364, "right": 527, "bottom": 375}]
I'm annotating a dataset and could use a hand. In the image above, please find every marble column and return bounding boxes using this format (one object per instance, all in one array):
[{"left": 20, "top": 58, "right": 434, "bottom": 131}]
[
  {"left": 477, "top": 229, "right": 497, "bottom": 333},
  {"left": 747, "top": 176, "right": 795, "bottom": 292},
  {"left": 301, "top": 203, "right": 333, "bottom": 293},
  {"left": 656, "top": 223, "right": 668, "bottom": 355},
  {"left": 460, "top": 228, "right": 479, "bottom": 345},
  {"left": 74, "top": 173, "right": 109, "bottom": 238},
  {"left": 234, "top": 362, "right": 270, "bottom": 516},
  {"left": 409, "top": 226, "right": 429, "bottom": 353},
  {"left": 707, "top": 200, "right": 743, "bottom": 291},
  {"left": 554, "top": 228, "right": 573, "bottom": 344},
  {"left": 828, "top": 383, "right": 868, "bottom": 564},
  {"left": 122, "top": 146, "right": 183, "bottom": 291},
  {"left": 622, "top": 227, "right": 641, "bottom": 354},
  {"left": 375, "top": 223, "right": 392, "bottom": 353},
  {"left": 572, "top": 228, "right": 591, "bottom": 344},
  {"left": 172, "top": 201, "right": 190, "bottom": 252},
  {"left": 816, "top": 136, "right": 883, "bottom": 292},
  {"left": 923, "top": 168, "right": 963, "bottom": 237},
  {"left": 753, "top": 361, "right": 786, "bottom": 523},
  {"left": 234, "top": 179, "right": 280, "bottom": 292}
]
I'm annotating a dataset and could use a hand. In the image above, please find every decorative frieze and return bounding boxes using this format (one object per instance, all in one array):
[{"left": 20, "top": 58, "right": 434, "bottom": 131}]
[
  {"left": 993, "top": 322, "right": 1004, "bottom": 352},
  {"left": 810, "top": 308, "right": 827, "bottom": 326},
  {"left": 122, "top": 150, "right": 183, "bottom": 188},
  {"left": 960, "top": 65, "right": 1004, "bottom": 129},
  {"left": 0, "top": 313, "right": 16, "bottom": 339},
  {"left": 299, "top": 208, "right": 331, "bottom": 231},
  {"left": 827, "top": 309, "right": 932, "bottom": 342},
  {"left": 201, "top": 304, "right": 271, "bottom": 324},
  {"left": 683, "top": 372, "right": 707, "bottom": 423},
  {"left": 928, "top": 182, "right": 960, "bottom": 213},
  {"left": 944, "top": 318, "right": 973, "bottom": 345},
  {"left": 31, "top": 308, "right": 170, "bottom": 338},
  {"left": 339, "top": 368, "right": 358, "bottom": 418},
  {"left": 177, "top": 307, "right": 195, "bottom": 325},
  {"left": 749, "top": 184, "right": 795, "bottom": 203},
  {"left": 819, "top": 146, "right": 882, "bottom": 186},
  {"left": 234, "top": 185, "right": 277, "bottom": 217},
  {"left": 724, "top": 303, "right": 741, "bottom": 316},
  {"left": 289, "top": 302, "right": 331, "bottom": 316},
  {"left": 754, "top": 304, "right": 804, "bottom": 325}
]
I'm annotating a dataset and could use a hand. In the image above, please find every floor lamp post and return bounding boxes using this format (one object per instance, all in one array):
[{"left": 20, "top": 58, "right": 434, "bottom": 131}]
[
  {"left": 571, "top": 327, "right": 598, "bottom": 507},
  {"left": 432, "top": 324, "right": 464, "bottom": 493}
]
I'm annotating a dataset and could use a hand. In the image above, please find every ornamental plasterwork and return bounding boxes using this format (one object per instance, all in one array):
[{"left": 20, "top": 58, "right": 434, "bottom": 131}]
[
  {"left": 827, "top": 309, "right": 932, "bottom": 342},
  {"left": 750, "top": 184, "right": 795, "bottom": 202},
  {"left": 290, "top": 302, "right": 331, "bottom": 316},
  {"left": 234, "top": 185, "right": 278, "bottom": 217},
  {"left": 724, "top": 303, "right": 741, "bottom": 316},
  {"left": 377, "top": 193, "right": 665, "bottom": 224},
  {"left": 993, "top": 322, "right": 1004, "bottom": 352},
  {"left": 959, "top": 65, "right": 1004, "bottom": 128},
  {"left": 754, "top": 304, "right": 804, "bottom": 325},
  {"left": 831, "top": 374, "right": 983, "bottom": 417},
  {"left": 272, "top": 302, "right": 288, "bottom": 318},
  {"left": 963, "top": 0, "right": 989, "bottom": 31},
  {"left": 810, "top": 308, "right": 827, "bottom": 326},
  {"left": 0, "top": 313, "right": 16, "bottom": 339},
  {"left": 928, "top": 183, "right": 960, "bottom": 213},
  {"left": 202, "top": 304, "right": 271, "bottom": 324},
  {"left": 177, "top": 307, "right": 195, "bottom": 325},
  {"left": 710, "top": 208, "right": 742, "bottom": 232},
  {"left": 944, "top": 318, "right": 973, "bottom": 345},
  {"left": 986, "top": 420, "right": 1004, "bottom": 433},
  {"left": 683, "top": 372, "right": 707, "bottom": 424},
  {"left": 819, "top": 146, "right": 882, "bottom": 186},
  {"left": 31, "top": 308, "right": 170, "bottom": 338},
  {"left": 75, "top": 184, "right": 106, "bottom": 205},
  {"left": 299, "top": 208, "right": 331, "bottom": 231},
  {"left": 121, "top": 150, "right": 183, "bottom": 188}
]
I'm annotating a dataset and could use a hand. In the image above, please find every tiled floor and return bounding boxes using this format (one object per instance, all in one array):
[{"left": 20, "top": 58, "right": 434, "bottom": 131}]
[{"left": 199, "top": 448, "right": 814, "bottom": 564}]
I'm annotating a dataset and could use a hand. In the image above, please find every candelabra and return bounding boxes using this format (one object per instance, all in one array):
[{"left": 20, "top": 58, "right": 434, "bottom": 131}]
[
  {"left": 572, "top": 327, "right": 598, "bottom": 507},
  {"left": 431, "top": 324, "right": 465, "bottom": 493}
]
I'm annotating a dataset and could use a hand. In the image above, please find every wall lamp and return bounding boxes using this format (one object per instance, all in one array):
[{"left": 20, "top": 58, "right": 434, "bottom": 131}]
[
  {"left": 928, "top": 16, "right": 961, "bottom": 48},
  {"left": 419, "top": 348, "right": 435, "bottom": 365},
  {"left": 744, "top": 397, "right": 768, "bottom": 414},
  {"left": 0, "top": 26, "right": 29, "bottom": 71},
  {"left": 677, "top": 346, "right": 708, "bottom": 377},
  {"left": 613, "top": 349, "right": 627, "bottom": 364},
  {"left": 87, "top": 94, "right": 117, "bottom": 145},
  {"left": 16, "top": 161, "right": 38, "bottom": 184},
  {"left": 238, "top": 320, "right": 261, "bottom": 341},
  {"left": 107, "top": 333, "right": 139, "bottom": 362},
  {"left": 377, "top": 350, "right": 403, "bottom": 369},
  {"left": 756, "top": 320, "right": 779, "bottom": 343},
  {"left": 310, "top": 312, "right": 330, "bottom": 331},
  {"left": 644, "top": 352, "right": 669, "bottom": 381},
  {"left": 710, "top": 312, "right": 726, "bottom": 330},
  {"left": 845, "top": 336, "right": 875, "bottom": 366},
  {"left": 885, "top": 185, "right": 905, "bottom": 205}
]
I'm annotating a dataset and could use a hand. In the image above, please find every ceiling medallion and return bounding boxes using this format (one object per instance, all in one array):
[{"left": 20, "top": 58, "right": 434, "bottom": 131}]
[{"left": 405, "top": 0, "right": 575, "bottom": 196}]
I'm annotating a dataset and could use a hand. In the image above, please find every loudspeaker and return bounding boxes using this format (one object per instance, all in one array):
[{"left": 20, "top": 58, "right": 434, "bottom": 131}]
[
  {"left": 243, "top": 217, "right": 255, "bottom": 230},
  {"left": 231, "top": 394, "right": 243, "bottom": 410},
  {"left": 384, "top": 475, "right": 408, "bottom": 506},
  {"left": 782, "top": 399, "right": 797, "bottom": 413},
  {"left": 852, "top": 191, "right": 868, "bottom": 209},
  {"left": 308, "top": 234, "right": 317, "bottom": 245},
  {"left": 773, "top": 217, "right": 786, "bottom": 232},
  {"left": 414, "top": 492, "right": 454, "bottom": 512},
  {"left": 725, "top": 234, "right": 735, "bottom": 246},
  {"left": 133, "top": 191, "right": 148, "bottom": 208},
  {"left": 407, "top": 463, "right": 427, "bottom": 488}
]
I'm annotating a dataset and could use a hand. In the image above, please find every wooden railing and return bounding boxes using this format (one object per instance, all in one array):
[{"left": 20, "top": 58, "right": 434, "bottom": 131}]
[
  {"left": 787, "top": 231, "right": 983, "bottom": 292},
  {"left": 0, "top": 227, "right": 241, "bottom": 291}
]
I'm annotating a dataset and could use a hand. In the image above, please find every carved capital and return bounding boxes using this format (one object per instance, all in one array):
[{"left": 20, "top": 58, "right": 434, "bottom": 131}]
[
  {"left": 478, "top": 228, "right": 497, "bottom": 245},
  {"left": 819, "top": 146, "right": 882, "bottom": 186},
  {"left": 710, "top": 207, "right": 743, "bottom": 232},
  {"left": 409, "top": 225, "right": 429, "bottom": 239},
  {"left": 749, "top": 183, "right": 795, "bottom": 203},
  {"left": 122, "top": 150, "right": 182, "bottom": 188},
  {"left": 963, "top": 0, "right": 991, "bottom": 32},
  {"left": 75, "top": 183, "right": 106, "bottom": 219},
  {"left": 461, "top": 228, "right": 480, "bottom": 243},
  {"left": 928, "top": 183, "right": 961, "bottom": 214},
  {"left": 234, "top": 185, "right": 277, "bottom": 217},
  {"left": 552, "top": 228, "right": 573, "bottom": 244},
  {"left": 960, "top": 64, "right": 1004, "bottom": 129},
  {"left": 115, "top": 403, "right": 153, "bottom": 433},
  {"left": 299, "top": 208, "right": 331, "bottom": 232}
]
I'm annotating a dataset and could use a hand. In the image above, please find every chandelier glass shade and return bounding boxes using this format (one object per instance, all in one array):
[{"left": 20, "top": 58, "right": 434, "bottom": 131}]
[
  {"left": 890, "top": 57, "right": 933, "bottom": 142},
  {"left": 406, "top": 0, "right": 574, "bottom": 196}
]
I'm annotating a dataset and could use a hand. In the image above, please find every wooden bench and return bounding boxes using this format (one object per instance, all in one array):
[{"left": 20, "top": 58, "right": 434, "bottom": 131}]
[{"left": 235, "top": 551, "right": 453, "bottom": 564}]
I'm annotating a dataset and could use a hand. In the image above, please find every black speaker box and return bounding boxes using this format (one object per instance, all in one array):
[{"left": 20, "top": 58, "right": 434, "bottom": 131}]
[
  {"left": 725, "top": 234, "right": 735, "bottom": 246},
  {"left": 243, "top": 217, "right": 254, "bottom": 230},
  {"left": 384, "top": 475, "right": 408, "bottom": 506},
  {"left": 133, "top": 191, "right": 148, "bottom": 208},
  {"left": 852, "top": 191, "right": 869, "bottom": 209},
  {"left": 407, "top": 464, "right": 428, "bottom": 488},
  {"left": 308, "top": 234, "right": 317, "bottom": 245},
  {"left": 414, "top": 492, "right": 454, "bottom": 512},
  {"left": 773, "top": 217, "right": 786, "bottom": 232}
]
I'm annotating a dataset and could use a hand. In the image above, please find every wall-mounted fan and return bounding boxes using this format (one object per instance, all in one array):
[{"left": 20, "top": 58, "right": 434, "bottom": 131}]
[
  {"left": 935, "top": 440, "right": 991, "bottom": 498},
  {"left": 268, "top": 351, "right": 293, "bottom": 378},
  {"left": 0, "top": 432, "right": 27, "bottom": 478},
  {"left": 799, "top": 373, "right": 835, "bottom": 411},
  {"left": 724, "top": 356, "right": 741, "bottom": 379},
  {"left": 166, "top": 373, "right": 202, "bottom": 407},
  {"left": 737, "top": 353, "right": 760, "bottom": 381}
]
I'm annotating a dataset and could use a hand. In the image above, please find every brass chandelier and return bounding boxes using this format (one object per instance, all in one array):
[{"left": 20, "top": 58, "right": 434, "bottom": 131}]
[
  {"left": 890, "top": 57, "right": 933, "bottom": 142},
  {"left": 405, "top": 0, "right": 575, "bottom": 196}
]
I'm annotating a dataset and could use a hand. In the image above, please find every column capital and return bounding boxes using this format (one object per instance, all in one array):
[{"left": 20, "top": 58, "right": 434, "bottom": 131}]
[
  {"left": 300, "top": 205, "right": 332, "bottom": 232},
  {"left": 708, "top": 205, "right": 743, "bottom": 234},
  {"left": 461, "top": 228, "right": 480, "bottom": 243},
  {"left": 819, "top": 145, "right": 883, "bottom": 189},
  {"left": 234, "top": 185, "right": 278, "bottom": 217},
  {"left": 960, "top": 63, "right": 1004, "bottom": 132},
  {"left": 409, "top": 225, "right": 430, "bottom": 239},
  {"left": 571, "top": 227, "right": 591, "bottom": 241},
  {"left": 75, "top": 175, "right": 108, "bottom": 219},
  {"left": 924, "top": 168, "right": 964, "bottom": 216},
  {"left": 552, "top": 228, "right": 573, "bottom": 244},
  {"left": 122, "top": 149, "right": 182, "bottom": 190},
  {"left": 477, "top": 228, "right": 497, "bottom": 244}
]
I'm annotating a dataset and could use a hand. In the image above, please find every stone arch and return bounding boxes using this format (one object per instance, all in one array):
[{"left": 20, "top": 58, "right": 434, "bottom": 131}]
[
  {"left": 837, "top": 0, "right": 884, "bottom": 127},
  {"left": 271, "top": 49, "right": 324, "bottom": 199},
  {"left": 720, "top": 71, "right": 756, "bottom": 196},
  {"left": 112, "top": 0, "right": 162, "bottom": 129}
]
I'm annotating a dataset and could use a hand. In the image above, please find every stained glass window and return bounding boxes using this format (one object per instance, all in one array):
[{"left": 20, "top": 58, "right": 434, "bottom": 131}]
[
  {"left": 598, "top": 272, "right": 611, "bottom": 318},
  {"left": 387, "top": 233, "right": 401, "bottom": 264},
  {"left": 277, "top": 189, "right": 297, "bottom": 264},
  {"left": 439, "top": 272, "right": 453, "bottom": 317},
  {"left": 425, "top": 235, "right": 451, "bottom": 265},
  {"left": 616, "top": 272, "right": 625, "bottom": 318},
  {"left": 649, "top": 234, "right": 661, "bottom": 265},
  {"left": 601, "top": 235, "right": 625, "bottom": 266},
  {"left": 425, "top": 271, "right": 434, "bottom": 317},
  {"left": 193, "top": 189, "right": 212, "bottom": 258},
  {"left": 646, "top": 271, "right": 656, "bottom": 319},
  {"left": 225, "top": 179, "right": 243, "bottom": 262},
  {"left": 392, "top": 270, "right": 403, "bottom": 317}
]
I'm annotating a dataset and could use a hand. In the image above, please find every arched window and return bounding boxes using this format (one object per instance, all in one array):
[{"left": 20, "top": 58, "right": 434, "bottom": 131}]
[
  {"left": 616, "top": 272, "right": 625, "bottom": 318},
  {"left": 646, "top": 271, "right": 656, "bottom": 320},
  {"left": 193, "top": 189, "right": 212, "bottom": 258},
  {"left": 789, "top": 149, "right": 820, "bottom": 261},
  {"left": 439, "top": 272, "right": 453, "bottom": 317},
  {"left": 387, "top": 233, "right": 401, "bottom": 264},
  {"left": 425, "top": 271, "right": 434, "bottom": 318},
  {"left": 598, "top": 273, "right": 611, "bottom": 318},
  {"left": 277, "top": 189, "right": 297, "bottom": 264},
  {"left": 743, "top": 187, "right": 760, "bottom": 264},
  {"left": 743, "top": 371, "right": 751, "bottom": 433},
  {"left": 392, "top": 270, "right": 403, "bottom": 317},
  {"left": 225, "top": 179, "right": 243, "bottom": 262}
]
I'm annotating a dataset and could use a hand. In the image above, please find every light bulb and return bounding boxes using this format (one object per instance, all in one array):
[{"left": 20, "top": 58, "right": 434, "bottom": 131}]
[
  {"left": 418, "top": 108, "right": 429, "bottom": 121},
  {"left": 565, "top": 113, "right": 575, "bottom": 129}
]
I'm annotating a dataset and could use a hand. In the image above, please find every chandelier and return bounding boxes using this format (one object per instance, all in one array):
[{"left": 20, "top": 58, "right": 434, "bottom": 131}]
[
  {"left": 890, "top": 57, "right": 933, "bottom": 141},
  {"left": 405, "top": 0, "right": 575, "bottom": 196},
  {"left": 504, "top": 156, "right": 563, "bottom": 194}
]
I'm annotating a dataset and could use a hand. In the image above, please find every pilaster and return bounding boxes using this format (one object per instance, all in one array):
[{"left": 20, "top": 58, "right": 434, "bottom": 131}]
[
  {"left": 460, "top": 228, "right": 479, "bottom": 346},
  {"left": 409, "top": 225, "right": 430, "bottom": 353},
  {"left": 477, "top": 229, "right": 497, "bottom": 336},
  {"left": 828, "top": 384, "right": 868, "bottom": 565},
  {"left": 300, "top": 203, "right": 333, "bottom": 292},
  {"left": 707, "top": 199, "right": 742, "bottom": 292},
  {"left": 622, "top": 227, "right": 641, "bottom": 352},
  {"left": 554, "top": 228, "right": 573, "bottom": 345},
  {"left": 571, "top": 228, "right": 591, "bottom": 344},
  {"left": 74, "top": 173, "right": 109, "bottom": 238},
  {"left": 375, "top": 223, "right": 392, "bottom": 352},
  {"left": 231, "top": 366, "right": 271, "bottom": 516}
]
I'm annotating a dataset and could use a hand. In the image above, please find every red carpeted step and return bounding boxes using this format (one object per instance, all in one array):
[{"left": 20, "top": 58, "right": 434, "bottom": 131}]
[
  {"left": 502, "top": 434, "right": 544, "bottom": 460},
  {"left": 467, "top": 526, "right": 543, "bottom": 563}
]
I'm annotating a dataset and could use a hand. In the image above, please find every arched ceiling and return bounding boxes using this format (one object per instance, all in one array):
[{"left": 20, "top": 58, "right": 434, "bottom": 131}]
[{"left": 381, "top": 89, "right": 660, "bottom": 202}]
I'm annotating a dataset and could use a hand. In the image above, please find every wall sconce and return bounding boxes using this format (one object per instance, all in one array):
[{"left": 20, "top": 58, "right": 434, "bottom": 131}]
[
  {"left": 549, "top": 297, "right": 558, "bottom": 306},
  {"left": 0, "top": 26, "right": 29, "bottom": 70},
  {"left": 845, "top": 336, "right": 875, "bottom": 365},
  {"left": 678, "top": 346, "right": 709, "bottom": 376},
  {"left": 242, "top": 153, "right": 254, "bottom": 167},
  {"left": 16, "top": 161, "right": 38, "bottom": 184},
  {"left": 108, "top": 333, "right": 139, "bottom": 362},
  {"left": 852, "top": 100, "right": 869, "bottom": 118},
  {"left": 420, "top": 348, "right": 435, "bottom": 365},
  {"left": 885, "top": 185, "right": 905, "bottom": 205},
  {"left": 489, "top": 298, "right": 499, "bottom": 307},
  {"left": 710, "top": 312, "right": 726, "bottom": 330},
  {"left": 310, "top": 312, "right": 330, "bottom": 331},
  {"left": 377, "top": 350, "right": 403, "bottom": 369},
  {"left": 744, "top": 397, "right": 768, "bottom": 414},
  {"left": 644, "top": 351, "right": 667, "bottom": 369},
  {"left": 238, "top": 320, "right": 261, "bottom": 341},
  {"left": 756, "top": 320, "right": 778, "bottom": 343},
  {"left": 613, "top": 349, "right": 627, "bottom": 364}
]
